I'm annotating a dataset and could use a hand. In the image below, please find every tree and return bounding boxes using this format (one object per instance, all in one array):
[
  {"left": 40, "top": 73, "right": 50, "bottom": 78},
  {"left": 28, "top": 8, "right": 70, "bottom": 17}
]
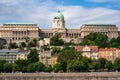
[
  {"left": 51, "top": 47, "right": 61, "bottom": 55},
  {"left": 98, "top": 58, "right": 107, "bottom": 70},
  {"left": 80, "top": 32, "right": 108, "bottom": 48},
  {"left": 108, "top": 38, "right": 117, "bottom": 48},
  {"left": 105, "top": 61, "right": 113, "bottom": 70},
  {"left": 0, "top": 60, "right": 6, "bottom": 72},
  {"left": 57, "top": 46, "right": 82, "bottom": 72},
  {"left": 50, "top": 34, "right": 64, "bottom": 46},
  {"left": 3, "top": 63, "right": 12, "bottom": 72},
  {"left": 34, "top": 62, "right": 45, "bottom": 72},
  {"left": 67, "top": 60, "right": 85, "bottom": 72},
  {"left": 53, "top": 63, "right": 61, "bottom": 72},
  {"left": 8, "top": 42, "right": 18, "bottom": 49},
  {"left": 81, "top": 57, "right": 92, "bottom": 71},
  {"left": 89, "top": 60, "right": 100, "bottom": 71},
  {"left": 27, "top": 49, "right": 39, "bottom": 64},
  {"left": 57, "top": 47, "right": 77, "bottom": 63},
  {"left": 64, "top": 39, "right": 76, "bottom": 46},
  {"left": 20, "top": 42, "right": 26, "bottom": 48},
  {"left": 28, "top": 39, "right": 37, "bottom": 47},
  {"left": 14, "top": 59, "right": 28, "bottom": 72},
  {"left": 57, "top": 49, "right": 74, "bottom": 72},
  {"left": 45, "top": 65, "right": 53, "bottom": 72},
  {"left": 114, "top": 58, "right": 120, "bottom": 71},
  {"left": 108, "top": 37, "right": 120, "bottom": 48},
  {"left": 12, "top": 64, "right": 19, "bottom": 72},
  {"left": 27, "top": 63, "right": 35, "bottom": 72}
]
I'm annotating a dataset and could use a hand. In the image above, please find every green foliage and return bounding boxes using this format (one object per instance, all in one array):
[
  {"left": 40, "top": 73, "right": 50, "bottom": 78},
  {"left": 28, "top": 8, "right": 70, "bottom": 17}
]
[
  {"left": 108, "top": 37, "right": 120, "bottom": 48},
  {"left": 64, "top": 39, "right": 76, "bottom": 46},
  {"left": 67, "top": 60, "right": 86, "bottom": 72},
  {"left": 57, "top": 46, "right": 82, "bottom": 63},
  {"left": 105, "top": 61, "right": 113, "bottom": 70},
  {"left": 20, "top": 42, "right": 26, "bottom": 48},
  {"left": 51, "top": 47, "right": 61, "bottom": 55},
  {"left": 98, "top": 58, "right": 107, "bottom": 69},
  {"left": 34, "top": 62, "right": 45, "bottom": 72},
  {"left": 80, "top": 33, "right": 120, "bottom": 48},
  {"left": 27, "top": 62, "right": 46, "bottom": 72},
  {"left": 114, "top": 58, "right": 120, "bottom": 71},
  {"left": 57, "top": 46, "right": 82, "bottom": 72},
  {"left": 53, "top": 63, "right": 61, "bottom": 72},
  {"left": 27, "top": 49, "right": 39, "bottom": 64},
  {"left": 27, "top": 63, "right": 35, "bottom": 72},
  {"left": 0, "top": 60, "right": 6, "bottom": 72},
  {"left": 89, "top": 60, "right": 100, "bottom": 71},
  {"left": 81, "top": 57, "right": 92, "bottom": 71},
  {"left": 14, "top": 59, "right": 28, "bottom": 72},
  {"left": 8, "top": 42, "right": 18, "bottom": 49},
  {"left": 3, "top": 63, "right": 12, "bottom": 72},
  {"left": 50, "top": 34, "right": 64, "bottom": 46},
  {"left": 58, "top": 49, "right": 75, "bottom": 63},
  {"left": 28, "top": 39, "right": 37, "bottom": 47},
  {"left": 12, "top": 64, "right": 19, "bottom": 72},
  {"left": 45, "top": 65, "right": 53, "bottom": 72},
  {"left": 80, "top": 32, "right": 108, "bottom": 48},
  {"left": 22, "top": 66, "right": 27, "bottom": 72}
]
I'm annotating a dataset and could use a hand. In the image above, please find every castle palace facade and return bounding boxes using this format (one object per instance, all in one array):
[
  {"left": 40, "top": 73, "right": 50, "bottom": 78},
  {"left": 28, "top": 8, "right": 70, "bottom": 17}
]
[{"left": 0, "top": 11, "right": 119, "bottom": 44}]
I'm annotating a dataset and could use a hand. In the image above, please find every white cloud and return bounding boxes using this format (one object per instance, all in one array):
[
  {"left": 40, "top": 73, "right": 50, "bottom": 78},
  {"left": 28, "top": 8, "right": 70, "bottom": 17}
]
[
  {"left": 0, "top": 0, "right": 120, "bottom": 29},
  {"left": 58, "top": 6, "right": 120, "bottom": 28}
]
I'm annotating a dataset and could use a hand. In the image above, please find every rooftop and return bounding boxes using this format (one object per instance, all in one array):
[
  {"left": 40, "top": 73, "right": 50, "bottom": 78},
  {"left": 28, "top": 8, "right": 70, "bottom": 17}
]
[
  {"left": 82, "top": 24, "right": 116, "bottom": 27},
  {"left": 0, "top": 49, "right": 20, "bottom": 53},
  {"left": 76, "top": 46, "right": 98, "bottom": 52},
  {"left": 2, "top": 23, "right": 37, "bottom": 27},
  {"left": 54, "top": 11, "right": 64, "bottom": 20}
]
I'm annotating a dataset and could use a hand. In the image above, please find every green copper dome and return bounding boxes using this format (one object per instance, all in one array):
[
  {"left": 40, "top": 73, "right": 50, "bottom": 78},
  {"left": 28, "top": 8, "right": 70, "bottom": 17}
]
[{"left": 54, "top": 11, "right": 64, "bottom": 20}]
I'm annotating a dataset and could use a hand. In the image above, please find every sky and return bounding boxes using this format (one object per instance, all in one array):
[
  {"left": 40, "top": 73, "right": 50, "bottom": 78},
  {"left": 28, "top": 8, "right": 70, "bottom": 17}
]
[{"left": 0, "top": 0, "right": 120, "bottom": 29}]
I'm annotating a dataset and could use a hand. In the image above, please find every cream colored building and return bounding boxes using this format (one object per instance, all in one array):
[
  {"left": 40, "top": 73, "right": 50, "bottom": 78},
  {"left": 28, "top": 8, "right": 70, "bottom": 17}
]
[
  {"left": 0, "top": 11, "right": 119, "bottom": 45},
  {"left": 51, "top": 54, "right": 58, "bottom": 66},
  {"left": 76, "top": 46, "right": 120, "bottom": 62},
  {"left": 16, "top": 50, "right": 52, "bottom": 65},
  {"left": 76, "top": 46, "right": 98, "bottom": 59},
  {"left": 39, "top": 51, "right": 51, "bottom": 65},
  {"left": 80, "top": 24, "right": 118, "bottom": 39},
  {"left": 39, "top": 38, "right": 50, "bottom": 46},
  {"left": 0, "top": 23, "right": 39, "bottom": 44},
  {"left": 39, "top": 11, "right": 119, "bottom": 40},
  {"left": 98, "top": 48, "right": 120, "bottom": 62},
  {"left": 16, "top": 51, "right": 29, "bottom": 60},
  {"left": 39, "top": 11, "right": 80, "bottom": 39}
]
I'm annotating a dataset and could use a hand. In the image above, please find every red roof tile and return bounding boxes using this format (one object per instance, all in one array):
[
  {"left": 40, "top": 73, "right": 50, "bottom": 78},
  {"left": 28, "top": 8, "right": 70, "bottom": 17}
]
[{"left": 76, "top": 46, "right": 98, "bottom": 52}]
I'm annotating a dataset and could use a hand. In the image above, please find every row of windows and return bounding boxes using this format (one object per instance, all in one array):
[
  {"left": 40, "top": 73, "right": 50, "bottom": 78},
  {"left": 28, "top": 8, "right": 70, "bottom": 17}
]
[
  {"left": 3, "top": 24, "right": 37, "bottom": 26},
  {"left": 12, "top": 37, "right": 25, "bottom": 40},
  {"left": 0, "top": 55, "right": 16, "bottom": 59}
]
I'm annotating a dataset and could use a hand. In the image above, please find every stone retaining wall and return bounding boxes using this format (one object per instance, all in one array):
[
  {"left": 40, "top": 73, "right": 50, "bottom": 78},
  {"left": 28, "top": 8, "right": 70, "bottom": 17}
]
[{"left": 0, "top": 72, "right": 120, "bottom": 80}]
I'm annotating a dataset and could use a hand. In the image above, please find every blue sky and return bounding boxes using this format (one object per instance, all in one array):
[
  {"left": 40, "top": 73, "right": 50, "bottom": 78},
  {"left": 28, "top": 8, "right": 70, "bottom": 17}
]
[
  {"left": 0, "top": 0, "right": 120, "bottom": 29},
  {"left": 55, "top": 0, "right": 120, "bottom": 10}
]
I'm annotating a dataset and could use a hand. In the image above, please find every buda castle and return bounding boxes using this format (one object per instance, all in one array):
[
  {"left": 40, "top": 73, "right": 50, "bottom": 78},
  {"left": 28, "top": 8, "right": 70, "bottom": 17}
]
[{"left": 0, "top": 11, "right": 119, "bottom": 44}]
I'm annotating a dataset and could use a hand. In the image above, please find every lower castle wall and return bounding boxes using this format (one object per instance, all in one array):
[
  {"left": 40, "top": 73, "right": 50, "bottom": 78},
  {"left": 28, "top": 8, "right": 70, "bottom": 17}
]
[{"left": 0, "top": 72, "right": 120, "bottom": 80}]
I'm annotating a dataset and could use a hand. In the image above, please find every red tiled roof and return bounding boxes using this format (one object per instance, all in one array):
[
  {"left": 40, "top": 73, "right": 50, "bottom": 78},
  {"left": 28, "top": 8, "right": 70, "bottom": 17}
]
[
  {"left": 75, "top": 46, "right": 98, "bottom": 52},
  {"left": 99, "top": 48, "right": 119, "bottom": 51}
]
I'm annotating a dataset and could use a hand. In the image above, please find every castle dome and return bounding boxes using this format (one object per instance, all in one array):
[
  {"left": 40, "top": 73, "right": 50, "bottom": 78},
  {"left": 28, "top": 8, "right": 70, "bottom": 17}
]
[{"left": 54, "top": 11, "right": 64, "bottom": 20}]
